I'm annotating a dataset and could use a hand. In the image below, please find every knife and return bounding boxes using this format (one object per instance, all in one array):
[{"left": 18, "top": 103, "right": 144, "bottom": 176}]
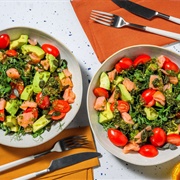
[
  {"left": 13, "top": 152, "right": 101, "bottom": 180},
  {"left": 112, "top": 0, "right": 180, "bottom": 25}
]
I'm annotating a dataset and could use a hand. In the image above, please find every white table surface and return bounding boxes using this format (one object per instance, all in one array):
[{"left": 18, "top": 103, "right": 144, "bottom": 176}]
[{"left": 0, "top": 0, "right": 180, "bottom": 179}]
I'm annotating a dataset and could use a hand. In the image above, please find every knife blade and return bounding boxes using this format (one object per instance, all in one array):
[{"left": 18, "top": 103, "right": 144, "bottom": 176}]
[
  {"left": 112, "top": 0, "right": 180, "bottom": 24},
  {"left": 13, "top": 152, "right": 101, "bottom": 180}
]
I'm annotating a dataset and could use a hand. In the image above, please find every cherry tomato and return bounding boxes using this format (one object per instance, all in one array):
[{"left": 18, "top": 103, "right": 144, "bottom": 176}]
[
  {"left": 0, "top": 109, "right": 5, "bottom": 121},
  {"left": 0, "top": 34, "right": 10, "bottom": 49},
  {"left": 115, "top": 62, "right": 122, "bottom": 73},
  {"left": 108, "top": 128, "right": 128, "bottom": 147},
  {"left": 36, "top": 92, "right": 50, "bottom": 109},
  {"left": 6, "top": 49, "right": 18, "bottom": 57},
  {"left": 162, "top": 56, "right": 179, "bottom": 73},
  {"left": 52, "top": 99, "right": 71, "bottom": 113},
  {"left": 48, "top": 109, "right": 66, "bottom": 120},
  {"left": 166, "top": 134, "right": 180, "bottom": 146},
  {"left": 117, "top": 57, "right": 133, "bottom": 70},
  {"left": 150, "top": 128, "right": 166, "bottom": 147},
  {"left": 93, "top": 87, "right": 109, "bottom": 98},
  {"left": 139, "top": 144, "right": 158, "bottom": 158},
  {"left": 10, "top": 80, "right": 24, "bottom": 99},
  {"left": 141, "top": 89, "right": 156, "bottom": 105},
  {"left": 133, "top": 54, "right": 151, "bottom": 67},
  {"left": 23, "top": 107, "right": 38, "bottom": 119},
  {"left": 42, "top": 44, "right": 60, "bottom": 57},
  {"left": 110, "top": 100, "right": 130, "bottom": 113}
]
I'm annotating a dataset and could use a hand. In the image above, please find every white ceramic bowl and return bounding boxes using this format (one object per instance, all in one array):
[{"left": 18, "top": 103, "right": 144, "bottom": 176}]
[
  {"left": 0, "top": 27, "right": 82, "bottom": 148},
  {"left": 87, "top": 45, "right": 180, "bottom": 166}
]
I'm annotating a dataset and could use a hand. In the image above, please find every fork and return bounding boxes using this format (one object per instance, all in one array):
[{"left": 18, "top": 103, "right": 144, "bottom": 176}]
[
  {"left": 0, "top": 135, "right": 88, "bottom": 173},
  {"left": 90, "top": 10, "right": 180, "bottom": 40}
]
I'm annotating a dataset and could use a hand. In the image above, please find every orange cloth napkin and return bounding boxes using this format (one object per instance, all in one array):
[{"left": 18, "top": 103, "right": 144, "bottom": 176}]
[
  {"left": 71, "top": 0, "right": 180, "bottom": 63},
  {"left": 0, "top": 126, "right": 99, "bottom": 180}
]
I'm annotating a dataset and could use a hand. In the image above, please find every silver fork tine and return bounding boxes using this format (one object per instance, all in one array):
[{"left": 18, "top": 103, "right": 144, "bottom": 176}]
[{"left": 90, "top": 10, "right": 114, "bottom": 26}]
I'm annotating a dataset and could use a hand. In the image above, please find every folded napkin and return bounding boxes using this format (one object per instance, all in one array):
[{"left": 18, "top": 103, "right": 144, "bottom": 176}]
[
  {"left": 71, "top": 0, "right": 180, "bottom": 63},
  {"left": 0, "top": 126, "right": 99, "bottom": 180}
]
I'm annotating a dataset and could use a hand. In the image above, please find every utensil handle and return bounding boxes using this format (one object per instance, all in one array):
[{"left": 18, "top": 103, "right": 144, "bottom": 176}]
[
  {"left": 13, "top": 169, "right": 48, "bottom": 180},
  {"left": 0, "top": 156, "right": 35, "bottom": 172},
  {"left": 157, "top": 12, "right": 180, "bottom": 25},
  {"left": 169, "top": 16, "right": 180, "bottom": 25},
  {"left": 145, "top": 26, "right": 180, "bottom": 40}
]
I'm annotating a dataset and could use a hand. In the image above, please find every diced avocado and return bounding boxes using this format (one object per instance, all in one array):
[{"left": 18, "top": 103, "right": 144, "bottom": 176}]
[
  {"left": 3, "top": 115, "right": 19, "bottom": 132},
  {"left": 10, "top": 35, "right": 28, "bottom": 49},
  {"left": 100, "top": 72, "right": 110, "bottom": 90},
  {"left": 114, "top": 76, "right": 124, "bottom": 85},
  {"left": 46, "top": 54, "right": 58, "bottom": 73},
  {"left": 20, "top": 84, "right": 33, "bottom": 100},
  {"left": 58, "top": 71, "right": 65, "bottom": 80},
  {"left": 32, "top": 71, "right": 51, "bottom": 93},
  {"left": 21, "top": 44, "right": 45, "bottom": 59},
  {"left": 5, "top": 99, "right": 21, "bottom": 116},
  {"left": 145, "top": 63, "right": 158, "bottom": 73},
  {"left": 99, "top": 102, "right": 113, "bottom": 124},
  {"left": 144, "top": 107, "right": 158, "bottom": 120},
  {"left": 112, "top": 76, "right": 124, "bottom": 90},
  {"left": 33, "top": 115, "right": 51, "bottom": 133},
  {"left": 118, "top": 84, "right": 133, "bottom": 103}
]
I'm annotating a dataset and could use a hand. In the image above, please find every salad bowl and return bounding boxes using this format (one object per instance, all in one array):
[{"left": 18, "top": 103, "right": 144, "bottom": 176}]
[
  {"left": 0, "top": 27, "right": 82, "bottom": 148},
  {"left": 87, "top": 45, "right": 180, "bottom": 166}
]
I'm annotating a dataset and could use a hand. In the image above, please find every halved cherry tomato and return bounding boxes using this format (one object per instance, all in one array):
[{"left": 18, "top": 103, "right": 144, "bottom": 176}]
[
  {"left": 23, "top": 107, "right": 38, "bottom": 119},
  {"left": 36, "top": 92, "right": 50, "bottom": 109},
  {"left": 166, "top": 134, "right": 180, "bottom": 146},
  {"left": 48, "top": 109, "right": 66, "bottom": 120},
  {"left": 110, "top": 100, "right": 130, "bottom": 113},
  {"left": 115, "top": 62, "right": 122, "bottom": 73},
  {"left": 108, "top": 128, "right": 128, "bottom": 147},
  {"left": 162, "top": 56, "right": 179, "bottom": 73},
  {"left": 133, "top": 54, "right": 151, "bottom": 67},
  {"left": 52, "top": 99, "right": 71, "bottom": 113},
  {"left": 93, "top": 87, "right": 109, "bottom": 98},
  {"left": 141, "top": 89, "right": 156, "bottom": 105},
  {"left": 0, "top": 34, "right": 10, "bottom": 49},
  {"left": 10, "top": 80, "right": 24, "bottom": 99},
  {"left": 117, "top": 57, "right": 133, "bottom": 69},
  {"left": 139, "top": 144, "right": 158, "bottom": 158},
  {"left": 42, "top": 44, "right": 60, "bottom": 57},
  {"left": 6, "top": 49, "right": 18, "bottom": 57},
  {"left": 150, "top": 128, "right": 166, "bottom": 147},
  {"left": 0, "top": 109, "right": 5, "bottom": 121},
  {"left": 115, "top": 57, "right": 133, "bottom": 73}
]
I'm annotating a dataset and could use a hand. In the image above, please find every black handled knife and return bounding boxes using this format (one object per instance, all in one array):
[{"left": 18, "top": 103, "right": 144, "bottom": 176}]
[
  {"left": 112, "top": 0, "right": 180, "bottom": 24},
  {"left": 13, "top": 152, "right": 101, "bottom": 180}
]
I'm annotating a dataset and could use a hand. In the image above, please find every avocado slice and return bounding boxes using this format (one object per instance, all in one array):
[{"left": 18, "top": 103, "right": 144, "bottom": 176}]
[
  {"left": 98, "top": 102, "right": 113, "bottom": 124},
  {"left": 33, "top": 115, "right": 51, "bottom": 133},
  {"left": 100, "top": 72, "right": 110, "bottom": 90},
  {"left": 32, "top": 71, "right": 51, "bottom": 93},
  {"left": 20, "top": 84, "right": 34, "bottom": 100},
  {"left": 10, "top": 35, "right": 28, "bottom": 49},
  {"left": 46, "top": 54, "right": 58, "bottom": 72},
  {"left": 21, "top": 44, "right": 45, "bottom": 59},
  {"left": 118, "top": 84, "right": 133, "bottom": 103},
  {"left": 5, "top": 99, "right": 21, "bottom": 116}
]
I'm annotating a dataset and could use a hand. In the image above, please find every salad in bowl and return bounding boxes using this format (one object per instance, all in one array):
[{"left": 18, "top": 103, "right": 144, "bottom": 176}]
[
  {"left": 0, "top": 27, "right": 82, "bottom": 148},
  {"left": 87, "top": 45, "right": 180, "bottom": 166}
]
